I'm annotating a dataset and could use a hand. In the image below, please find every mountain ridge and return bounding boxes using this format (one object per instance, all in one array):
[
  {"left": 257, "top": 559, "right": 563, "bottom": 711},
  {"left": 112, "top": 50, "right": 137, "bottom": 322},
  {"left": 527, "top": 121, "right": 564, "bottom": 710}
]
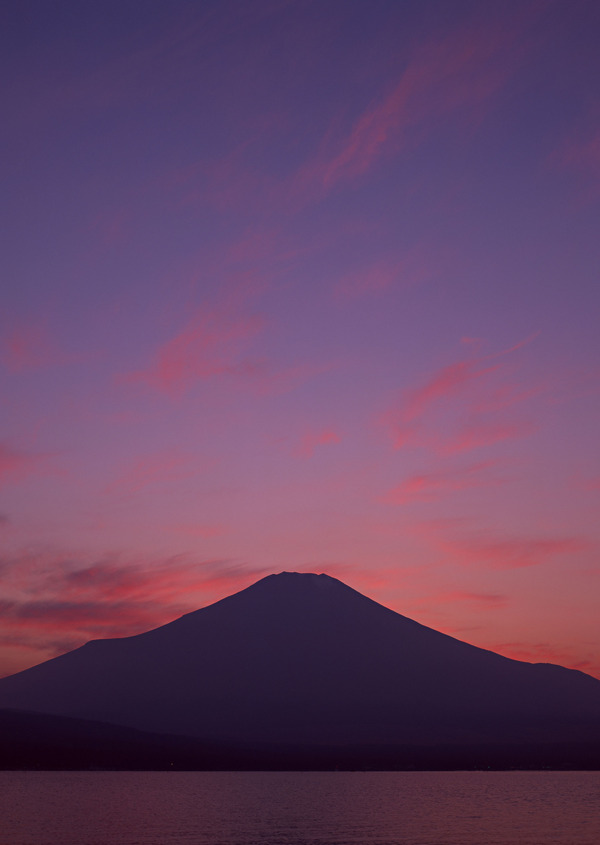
[{"left": 0, "top": 571, "right": 599, "bottom": 766}]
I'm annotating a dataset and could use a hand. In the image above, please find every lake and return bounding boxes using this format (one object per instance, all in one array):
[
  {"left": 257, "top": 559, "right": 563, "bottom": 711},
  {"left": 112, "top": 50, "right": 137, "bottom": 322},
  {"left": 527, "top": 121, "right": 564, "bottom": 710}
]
[{"left": 0, "top": 771, "right": 598, "bottom": 844}]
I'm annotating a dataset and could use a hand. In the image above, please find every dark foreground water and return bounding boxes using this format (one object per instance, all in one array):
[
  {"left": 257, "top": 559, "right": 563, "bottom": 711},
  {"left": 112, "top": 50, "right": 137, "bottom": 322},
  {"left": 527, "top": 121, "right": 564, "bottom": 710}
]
[{"left": 0, "top": 771, "right": 598, "bottom": 845}]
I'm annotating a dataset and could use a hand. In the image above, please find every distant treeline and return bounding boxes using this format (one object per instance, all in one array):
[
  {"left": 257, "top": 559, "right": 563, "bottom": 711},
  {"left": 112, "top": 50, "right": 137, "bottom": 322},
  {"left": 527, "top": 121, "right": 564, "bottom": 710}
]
[{"left": 1, "top": 710, "right": 599, "bottom": 771}]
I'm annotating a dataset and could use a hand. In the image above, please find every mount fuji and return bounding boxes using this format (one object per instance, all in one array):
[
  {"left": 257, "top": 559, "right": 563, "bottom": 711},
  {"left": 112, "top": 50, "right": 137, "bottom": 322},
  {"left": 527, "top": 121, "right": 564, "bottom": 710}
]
[{"left": 1, "top": 572, "right": 599, "bottom": 768}]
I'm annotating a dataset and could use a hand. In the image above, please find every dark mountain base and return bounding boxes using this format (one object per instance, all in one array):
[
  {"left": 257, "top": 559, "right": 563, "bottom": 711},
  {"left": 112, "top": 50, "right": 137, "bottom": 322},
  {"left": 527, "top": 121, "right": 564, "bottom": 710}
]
[{"left": 2, "top": 710, "right": 599, "bottom": 771}]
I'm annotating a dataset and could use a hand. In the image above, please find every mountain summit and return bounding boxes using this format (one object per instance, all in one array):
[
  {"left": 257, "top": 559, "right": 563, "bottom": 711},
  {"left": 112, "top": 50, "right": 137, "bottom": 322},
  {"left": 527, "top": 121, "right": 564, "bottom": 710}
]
[{"left": 1, "top": 572, "right": 599, "bottom": 766}]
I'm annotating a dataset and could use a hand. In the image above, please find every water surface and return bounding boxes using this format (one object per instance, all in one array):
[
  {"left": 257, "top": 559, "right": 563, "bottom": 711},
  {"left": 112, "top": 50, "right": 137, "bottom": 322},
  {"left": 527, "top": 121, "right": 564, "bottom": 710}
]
[{"left": 1, "top": 771, "right": 598, "bottom": 845}]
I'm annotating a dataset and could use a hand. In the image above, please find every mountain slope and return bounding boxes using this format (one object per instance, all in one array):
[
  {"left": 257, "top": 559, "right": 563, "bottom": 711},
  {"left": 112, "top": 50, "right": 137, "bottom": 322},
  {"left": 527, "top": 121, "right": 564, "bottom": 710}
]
[{"left": 0, "top": 572, "right": 599, "bottom": 751}]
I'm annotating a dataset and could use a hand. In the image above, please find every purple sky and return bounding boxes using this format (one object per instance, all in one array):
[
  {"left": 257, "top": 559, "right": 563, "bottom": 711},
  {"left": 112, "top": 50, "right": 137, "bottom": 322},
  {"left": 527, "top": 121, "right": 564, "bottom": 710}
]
[{"left": 1, "top": 0, "right": 599, "bottom": 679}]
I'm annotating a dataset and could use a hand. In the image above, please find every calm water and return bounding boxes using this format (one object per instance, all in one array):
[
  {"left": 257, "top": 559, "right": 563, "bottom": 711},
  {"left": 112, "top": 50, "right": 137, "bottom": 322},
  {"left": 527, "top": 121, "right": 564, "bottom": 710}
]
[{"left": 0, "top": 771, "right": 598, "bottom": 845}]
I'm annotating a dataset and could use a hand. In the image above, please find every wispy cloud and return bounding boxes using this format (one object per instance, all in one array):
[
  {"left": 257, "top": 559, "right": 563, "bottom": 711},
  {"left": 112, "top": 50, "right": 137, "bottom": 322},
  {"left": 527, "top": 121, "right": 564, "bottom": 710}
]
[
  {"left": 457, "top": 536, "right": 586, "bottom": 570},
  {"left": 0, "top": 443, "right": 49, "bottom": 489},
  {"left": 434, "top": 589, "right": 509, "bottom": 609},
  {"left": 383, "top": 338, "right": 541, "bottom": 455},
  {"left": 0, "top": 550, "right": 269, "bottom": 676},
  {"left": 489, "top": 640, "right": 600, "bottom": 676},
  {"left": 388, "top": 359, "right": 500, "bottom": 448},
  {"left": 440, "top": 421, "right": 534, "bottom": 455},
  {"left": 163, "top": 8, "right": 537, "bottom": 217},
  {"left": 290, "top": 11, "right": 532, "bottom": 201},
  {"left": 381, "top": 460, "right": 499, "bottom": 505},
  {"left": 575, "top": 473, "right": 600, "bottom": 493},
  {"left": 294, "top": 428, "right": 342, "bottom": 459},
  {"left": 414, "top": 521, "right": 587, "bottom": 570},
  {"left": 121, "top": 306, "right": 264, "bottom": 396},
  {"left": 333, "top": 245, "right": 439, "bottom": 301}
]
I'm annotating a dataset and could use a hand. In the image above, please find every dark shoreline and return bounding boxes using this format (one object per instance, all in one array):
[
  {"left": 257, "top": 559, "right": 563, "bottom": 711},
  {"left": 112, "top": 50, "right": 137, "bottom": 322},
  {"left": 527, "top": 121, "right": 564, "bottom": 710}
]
[{"left": 2, "top": 710, "right": 599, "bottom": 772}]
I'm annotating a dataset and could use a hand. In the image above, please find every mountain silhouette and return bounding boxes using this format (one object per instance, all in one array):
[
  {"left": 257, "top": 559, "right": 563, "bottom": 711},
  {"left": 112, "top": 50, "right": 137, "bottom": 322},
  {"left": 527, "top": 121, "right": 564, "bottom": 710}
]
[{"left": 1, "top": 572, "right": 599, "bottom": 767}]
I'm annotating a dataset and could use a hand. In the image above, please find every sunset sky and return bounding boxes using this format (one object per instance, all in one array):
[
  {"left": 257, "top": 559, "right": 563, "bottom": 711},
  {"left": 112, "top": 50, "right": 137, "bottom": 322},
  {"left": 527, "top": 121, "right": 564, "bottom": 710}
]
[{"left": 1, "top": 0, "right": 599, "bottom": 680}]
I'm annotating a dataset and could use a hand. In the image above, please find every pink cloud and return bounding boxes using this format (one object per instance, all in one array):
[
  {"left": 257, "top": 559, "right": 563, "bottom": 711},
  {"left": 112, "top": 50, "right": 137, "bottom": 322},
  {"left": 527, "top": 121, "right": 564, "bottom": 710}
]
[
  {"left": 0, "top": 443, "right": 48, "bottom": 489},
  {"left": 383, "top": 339, "right": 541, "bottom": 455},
  {"left": 490, "top": 641, "right": 600, "bottom": 678},
  {"left": 448, "top": 536, "right": 585, "bottom": 570},
  {"left": 435, "top": 590, "right": 509, "bottom": 609},
  {"left": 398, "top": 359, "right": 500, "bottom": 426},
  {"left": 334, "top": 244, "right": 441, "bottom": 302},
  {"left": 292, "top": 562, "right": 413, "bottom": 599},
  {"left": 132, "top": 9, "right": 532, "bottom": 220},
  {"left": 121, "top": 306, "right": 264, "bottom": 396},
  {"left": 0, "top": 445, "right": 31, "bottom": 482},
  {"left": 470, "top": 382, "right": 544, "bottom": 415},
  {"left": 292, "top": 14, "right": 531, "bottom": 196},
  {"left": 568, "top": 468, "right": 600, "bottom": 495},
  {"left": 0, "top": 550, "right": 270, "bottom": 676},
  {"left": 461, "top": 336, "right": 484, "bottom": 349},
  {"left": 439, "top": 420, "right": 535, "bottom": 455},
  {"left": 1, "top": 550, "right": 260, "bottom": 609},
  {"left": 578, "top": 475, "right": 600, "bottom": 492},
  {"left": 415, "top": 522, "right": 587, "bottom": 570},
  {"left": 294, "top": 428, "right": 342, "bottom": 458},
  {"left": 381, "top": 460, "right": 498, "bottom": 505}
]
